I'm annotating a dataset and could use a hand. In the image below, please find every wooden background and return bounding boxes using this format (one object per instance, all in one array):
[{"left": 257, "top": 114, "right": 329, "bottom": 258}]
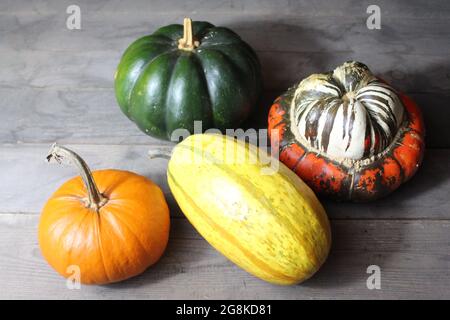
[{"left": 0, "top": 0, "right": 449, "bottom": 299}]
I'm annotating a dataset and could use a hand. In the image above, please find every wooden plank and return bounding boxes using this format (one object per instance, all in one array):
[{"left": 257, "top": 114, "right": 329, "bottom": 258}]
[
  {"left": 0, "top": 87, "right": 448, "bottom": 147},
  {"left": 2, "top": 0, "right": 450, "bottom": 19},
  {"left": 2, "top": 12, "right": 450, "bottom": 56},
  {"left": 1, "top": 6, "right": 450, "bottom": 93},
  {"left": 0, "top": 143, "right": 175, "bottom": 215},
  {"left": 0, "top": 144, "right": 448, "bottom": 219},
  {"left": 0, "top": 87, "right": 276, "bottom": 145},
  {"left": 0, "top": 214, "right": 448, "bottom": 299},
  {"left": 1, "top": 48, "right": 448, "bottom": 93},
  {"left": 1, "top": 3, "right": 449, "bottom": 147},
  {"left": 0, "top": 87, "right": 170, "bottom": 146}
]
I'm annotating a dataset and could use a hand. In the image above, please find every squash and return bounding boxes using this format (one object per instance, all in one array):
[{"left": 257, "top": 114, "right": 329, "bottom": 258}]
[
  {"left": 268, "top": 61, "right": 425, "bottom": 201},
  {"left": 39, "top": 145, "right": 170, "bottom": 284},
  {"left": 115, "top": 18, "right": 262, "bottom": 140},
  {"left": 164, "top": 134, "right": 331, "bottom": 285}
]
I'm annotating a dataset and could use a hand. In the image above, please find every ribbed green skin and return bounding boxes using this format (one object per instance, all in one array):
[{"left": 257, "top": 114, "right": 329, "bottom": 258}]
[{"left": 115, "top": 21, "right": 262, "bottom": 140}]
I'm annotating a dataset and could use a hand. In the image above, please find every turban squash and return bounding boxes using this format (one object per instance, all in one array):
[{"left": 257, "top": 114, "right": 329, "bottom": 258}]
[
  {"left": 268, "top": 61, "right": 425, "bottom": 201},
  {"left": 164, "top": 134, "right": 331, "bottom": 285},
  {"left": 115, "top": 18, "right": 262, "bottom": 140}
]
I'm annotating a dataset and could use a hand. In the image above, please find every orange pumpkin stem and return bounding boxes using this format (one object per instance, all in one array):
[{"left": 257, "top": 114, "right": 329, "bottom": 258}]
[
  {"left": 178, "top": 17, "right": 199, "bottom": 51},
  {"left": 47, "top": 144, "right": 107, "bottom": 212}
]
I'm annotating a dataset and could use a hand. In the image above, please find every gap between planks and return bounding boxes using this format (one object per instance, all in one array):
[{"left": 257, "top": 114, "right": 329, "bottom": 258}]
[
  {"left": 1, "top": 211, "right": 450, "bottom": 222},
  {"left": 0, "top": 85, "right": 447, "bottom": 95}
]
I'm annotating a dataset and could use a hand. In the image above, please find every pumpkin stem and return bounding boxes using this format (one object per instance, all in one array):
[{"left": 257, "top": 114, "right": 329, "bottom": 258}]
[
  {"left": 47, "top": 144, "right": 107, "bottom": 212},
  {"left": 178, "top": 17, "right": 199, "bottom": 51}
]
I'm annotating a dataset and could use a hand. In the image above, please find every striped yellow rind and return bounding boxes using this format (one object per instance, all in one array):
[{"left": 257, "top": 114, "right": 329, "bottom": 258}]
[{"left": 167, "top": 134, "right": 331, "bottom": 285}]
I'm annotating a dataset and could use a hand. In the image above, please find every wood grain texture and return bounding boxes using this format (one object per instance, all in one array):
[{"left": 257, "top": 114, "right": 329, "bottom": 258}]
[
  {"left": 0, "top": 88, "right": 448, "bottom": 148},
  {"left": 0, "top": 144, "right": 448, "bottom": 219},
  {"left": 1, "top": 49, "right": 448, "bottom": 93},
  {"left": 0, "top": 214, "right": 448, "bottom": 299},
  {"left": 2, "top": 12, "right": 450, "bottom": 56},
  {"left": 0, "top": 88, "right": 168, "bottom": 145},
  {"left": 1, "top": 2, "right": 449, "bottom": 146},
  {"left": 2, "top": 0, "right": 450, "bottom": 18},
  {"left": 1, "top": 0, "right": 450, "bottom": 300}
]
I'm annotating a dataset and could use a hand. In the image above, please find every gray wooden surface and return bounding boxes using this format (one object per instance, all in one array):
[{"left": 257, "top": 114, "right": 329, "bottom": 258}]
[
  {"left": 1, "top": 215, "right": 449, "bottom": 299},
  {"left": 0, "top": 0, "right": 449, "bottom": 299}
]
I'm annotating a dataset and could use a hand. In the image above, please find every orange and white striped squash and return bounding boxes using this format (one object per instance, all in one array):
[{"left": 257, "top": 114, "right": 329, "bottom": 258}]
[
  {"left": 268, "top": 61, "right": 425, "bottom": 201},
  {"left": 166, "top": 134, "right": 331, "bottom": 285}
]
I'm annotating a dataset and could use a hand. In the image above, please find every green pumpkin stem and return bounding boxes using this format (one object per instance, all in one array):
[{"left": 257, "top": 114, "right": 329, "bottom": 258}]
[
  {"left": 47, "top": 144, "right": 107, "bottom": 212},
  {"left": 178, "top": 17, "right": 199, "bottom": 51}
]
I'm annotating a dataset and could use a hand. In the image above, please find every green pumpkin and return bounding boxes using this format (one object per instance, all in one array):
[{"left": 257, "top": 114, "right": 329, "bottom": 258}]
[{"left": 115, "top": 18, "right": 262, "bottom": 140}]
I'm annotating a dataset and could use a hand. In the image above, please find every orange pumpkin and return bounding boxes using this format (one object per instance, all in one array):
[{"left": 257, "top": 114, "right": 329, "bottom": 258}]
[{"left": 39, "top": 144, "right": 170, "bottom": 284}]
